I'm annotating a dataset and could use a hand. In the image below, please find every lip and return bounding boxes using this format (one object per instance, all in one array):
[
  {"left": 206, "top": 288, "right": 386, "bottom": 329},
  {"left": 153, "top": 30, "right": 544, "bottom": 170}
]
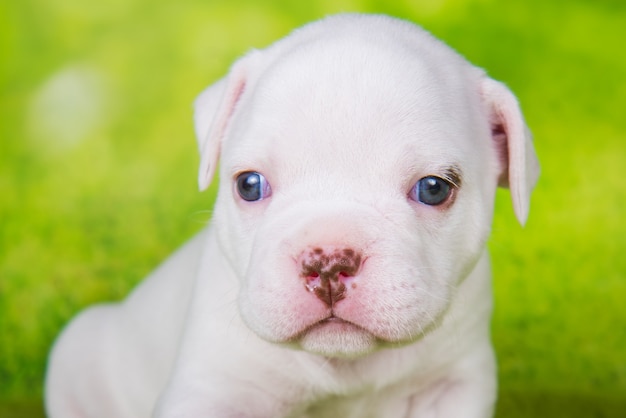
[{"left": 320, "top": 316, "right": 345, "bottom": 324}]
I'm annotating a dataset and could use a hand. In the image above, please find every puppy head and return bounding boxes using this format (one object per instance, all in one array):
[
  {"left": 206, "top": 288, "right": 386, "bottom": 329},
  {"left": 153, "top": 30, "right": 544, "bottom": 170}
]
[{"left": 194, "top": 14, "right": 539, "bottom": 357}]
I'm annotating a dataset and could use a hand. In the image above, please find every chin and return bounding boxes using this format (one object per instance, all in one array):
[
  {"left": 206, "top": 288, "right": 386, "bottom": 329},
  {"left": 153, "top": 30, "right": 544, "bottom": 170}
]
[{"left": 294, "top": 318, "right": 379, "bottom": 358}]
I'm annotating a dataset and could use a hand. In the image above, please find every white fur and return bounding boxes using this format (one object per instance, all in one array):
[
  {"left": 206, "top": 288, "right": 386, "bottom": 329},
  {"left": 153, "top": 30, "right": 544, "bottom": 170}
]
[{"left": 45, "top": 13, "right": 539, "bottom": 418}]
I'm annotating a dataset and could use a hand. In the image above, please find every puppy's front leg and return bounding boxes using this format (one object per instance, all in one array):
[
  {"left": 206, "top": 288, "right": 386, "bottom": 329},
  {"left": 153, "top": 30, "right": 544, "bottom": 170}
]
[
  {"left": 407, "top": 347, "right": 497, "bottom": 418},
  {"left": 154, "top": 379, "right": 296, "bottom": 418},
  {"left": 154, "top": 339, "right": 307, "bottom": 417},
  {"left": 153, "top": 323, "right": 303, "bottom": 417},
  {"left": 409, "top": 381, "right": 496, "bottom": 418}
]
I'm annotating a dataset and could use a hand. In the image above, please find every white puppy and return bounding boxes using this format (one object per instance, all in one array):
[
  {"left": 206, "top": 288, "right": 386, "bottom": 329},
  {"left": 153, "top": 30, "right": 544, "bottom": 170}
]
[{"left": 46, "top": 13, "right": 539, "bottom": 418}]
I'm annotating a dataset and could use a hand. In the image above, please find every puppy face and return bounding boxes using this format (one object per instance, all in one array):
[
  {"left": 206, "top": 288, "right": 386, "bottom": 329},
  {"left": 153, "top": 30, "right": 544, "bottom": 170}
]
[{"left": 195, "top": 15, "right": 538, "bottom": 358}]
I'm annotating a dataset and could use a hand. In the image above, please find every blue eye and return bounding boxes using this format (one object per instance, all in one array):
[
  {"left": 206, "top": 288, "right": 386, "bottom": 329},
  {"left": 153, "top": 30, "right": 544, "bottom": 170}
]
[
  {"left": 236, "top": 172, "right": 272, "bottom": 202},
  {"left": 410, "top": 176, "right": 452, "bottom": 206}
]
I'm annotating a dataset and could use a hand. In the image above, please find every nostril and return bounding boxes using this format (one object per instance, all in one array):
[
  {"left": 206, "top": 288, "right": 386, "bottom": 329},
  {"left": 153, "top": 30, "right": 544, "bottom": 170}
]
[
  {"left": 304, "top": 270, "right": 320, "bottom": 285},
  {"left": 338, "top": 271, "right": 351, "bottom": 279}
]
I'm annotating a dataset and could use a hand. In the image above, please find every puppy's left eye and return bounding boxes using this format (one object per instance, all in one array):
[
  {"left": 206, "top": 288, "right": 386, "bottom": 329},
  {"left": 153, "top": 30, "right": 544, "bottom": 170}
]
[
  {"left": 236, "top": 172, "right": 272, "bottom": 202},
  {"left": 409, "top": 176, "right": 453, "bottom": 206}
]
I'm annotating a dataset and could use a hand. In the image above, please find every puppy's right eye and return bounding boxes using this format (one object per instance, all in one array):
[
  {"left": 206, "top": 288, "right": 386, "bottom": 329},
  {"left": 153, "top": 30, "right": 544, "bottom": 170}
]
[{"left": 235, "top": 172, "right": 272, "bottom": 202}]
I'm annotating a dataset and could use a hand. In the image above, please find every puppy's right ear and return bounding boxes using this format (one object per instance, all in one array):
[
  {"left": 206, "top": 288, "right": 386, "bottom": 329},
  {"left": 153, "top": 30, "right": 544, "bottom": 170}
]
[{"left": 194, "top": 52, "right": 258, "bottom": 191}]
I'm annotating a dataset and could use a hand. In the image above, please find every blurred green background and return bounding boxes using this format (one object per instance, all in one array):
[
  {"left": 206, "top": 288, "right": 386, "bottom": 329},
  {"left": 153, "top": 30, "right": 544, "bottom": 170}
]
[{"left": 1, "top": 0, "right": 625, "bottom": 416}]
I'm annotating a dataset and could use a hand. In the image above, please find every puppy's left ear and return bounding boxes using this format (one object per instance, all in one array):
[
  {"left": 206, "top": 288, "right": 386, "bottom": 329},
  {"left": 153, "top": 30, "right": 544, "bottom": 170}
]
[
  {"left": 194, "top": 52, "right": 259, "bottom": 191},
  {"left": 481, "top": 78, "right": 540, "bottom": 225}
]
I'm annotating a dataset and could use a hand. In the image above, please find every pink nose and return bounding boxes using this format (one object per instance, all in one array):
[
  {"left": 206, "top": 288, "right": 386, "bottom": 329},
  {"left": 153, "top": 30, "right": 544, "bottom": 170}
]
[{"left": 299, "top": 247, "right": 363, "bottom": 307}]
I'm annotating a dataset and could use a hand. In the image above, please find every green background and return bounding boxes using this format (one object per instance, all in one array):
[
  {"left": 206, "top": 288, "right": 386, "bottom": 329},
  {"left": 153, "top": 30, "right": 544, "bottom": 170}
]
[{"left": 1, "top": 0, "right": 625, "bottom": 416}]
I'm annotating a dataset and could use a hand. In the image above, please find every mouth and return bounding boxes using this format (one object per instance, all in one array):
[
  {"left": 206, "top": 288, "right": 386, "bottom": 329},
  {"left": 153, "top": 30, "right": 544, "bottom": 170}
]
[
  {"left": 311, "top": 314, "right": 359, "bottom": 331},
  {"left": 319, "top": 315, "right": 346, "bottom": 325}
]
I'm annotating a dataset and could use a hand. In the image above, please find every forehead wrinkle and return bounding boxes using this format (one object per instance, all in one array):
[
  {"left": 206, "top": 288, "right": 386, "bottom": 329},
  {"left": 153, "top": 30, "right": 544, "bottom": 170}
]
[{"left": 229, "top": 106, "right": 467, "bottom": 197}]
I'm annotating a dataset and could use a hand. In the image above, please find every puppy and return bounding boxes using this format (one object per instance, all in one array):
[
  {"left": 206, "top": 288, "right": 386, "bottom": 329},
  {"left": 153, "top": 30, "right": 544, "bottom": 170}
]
[{"left": 46, "top": 13, "right": 539, "bottom": 418}]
